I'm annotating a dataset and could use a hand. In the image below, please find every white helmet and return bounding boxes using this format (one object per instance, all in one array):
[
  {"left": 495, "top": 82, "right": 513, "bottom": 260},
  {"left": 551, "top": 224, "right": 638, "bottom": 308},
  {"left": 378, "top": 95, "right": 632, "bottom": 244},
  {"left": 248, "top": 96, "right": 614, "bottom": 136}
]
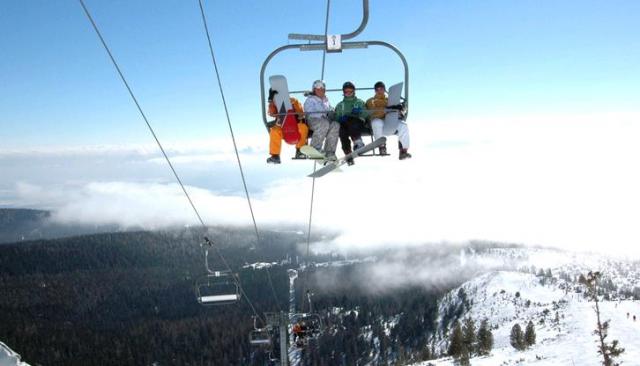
[{"left": 312, "top": 80, "right": 326, "bottom": 90}]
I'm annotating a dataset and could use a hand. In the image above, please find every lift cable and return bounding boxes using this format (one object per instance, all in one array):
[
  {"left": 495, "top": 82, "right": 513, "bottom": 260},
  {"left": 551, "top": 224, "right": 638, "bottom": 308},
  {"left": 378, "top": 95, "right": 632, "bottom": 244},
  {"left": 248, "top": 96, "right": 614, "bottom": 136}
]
[
  {"left": 196, "top": 0, "right": 282, "bottom": 313},
  {"left": 301, "top": 0, "right": 332, "bottom": 314},
  {"left": 78, "top": 0, "right": 265, "bottom": 323}
]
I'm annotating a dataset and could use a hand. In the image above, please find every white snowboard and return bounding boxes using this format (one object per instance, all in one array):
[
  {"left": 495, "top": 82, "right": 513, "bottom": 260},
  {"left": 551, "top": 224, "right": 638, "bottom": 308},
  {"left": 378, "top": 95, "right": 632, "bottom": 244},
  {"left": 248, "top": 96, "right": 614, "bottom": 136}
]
[
  {"left": 269, "top": 75, "right": 293, "bottom": 115},
  {"left": 300, "top": 145, "right": 325, "bottom": 159},
  {"left": 308, "top": 137, "right": 387, "bottom": 178},
  {"left": 383, "top": 82, "right": 404, "bottom": 135}
]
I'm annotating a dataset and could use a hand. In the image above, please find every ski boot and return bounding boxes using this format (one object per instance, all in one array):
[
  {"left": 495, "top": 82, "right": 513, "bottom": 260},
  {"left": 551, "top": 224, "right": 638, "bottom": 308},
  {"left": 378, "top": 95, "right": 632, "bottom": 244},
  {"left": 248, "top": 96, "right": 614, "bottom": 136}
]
[
  {"left": 295, "top": 149, "right": 307, "bottom": 159},
  {"left": 399, "top": 149, "right": 412, "bottom": 160},
  {"left": 323, "top": 152, "right": 337, "bottom": 166},
  {"left": 378, "top": 144, "right": 387, "bottom": 155},
  {"left": 266, "top": 155, "right": 281, "bottom": 164},
  {"left": 353, "top": 140, "right": 365, "bottom": 152}
]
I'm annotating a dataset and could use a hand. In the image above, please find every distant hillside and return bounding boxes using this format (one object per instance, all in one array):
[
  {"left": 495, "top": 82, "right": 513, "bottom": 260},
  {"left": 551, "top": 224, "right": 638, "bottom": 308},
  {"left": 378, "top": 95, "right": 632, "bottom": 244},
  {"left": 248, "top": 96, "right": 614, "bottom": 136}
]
[
  {"left": 0, "top": 209, "right": 50, "bottom": 242},
  {"left": 5, "top": 222, "right": 636, "bottom": 366},
  {"left": 0, "top": 208, "right": 121, "bottom": 244},
  {"left": 412, "top": 249, "right": 640, "bottom": 366}
]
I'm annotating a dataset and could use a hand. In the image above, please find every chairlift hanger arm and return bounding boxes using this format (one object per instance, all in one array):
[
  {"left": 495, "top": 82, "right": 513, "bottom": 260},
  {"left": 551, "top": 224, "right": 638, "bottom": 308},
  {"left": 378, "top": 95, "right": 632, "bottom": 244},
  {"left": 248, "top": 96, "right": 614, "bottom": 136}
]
[{"left": 288, "top": 0, "right": 369, "bottom": 41}]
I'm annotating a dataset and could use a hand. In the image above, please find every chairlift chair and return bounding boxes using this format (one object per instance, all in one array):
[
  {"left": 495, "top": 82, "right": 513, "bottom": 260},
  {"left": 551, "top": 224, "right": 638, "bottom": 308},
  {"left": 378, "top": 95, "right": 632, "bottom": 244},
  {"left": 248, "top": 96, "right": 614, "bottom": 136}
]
[
  {"left": 291, "top": 312, "right": 323, "bottom": 339},
  {"left": 195, "top": 243, "right": 241, "bottom": 305},
  {"left": 195, "top": 270, "right": 241, "bottom": 306},
  {"left": 260, "top": 0, "right": 409, "bottom": 158},
  {"left": 249, "top": 328, "right": 273, "bottom": 348}
]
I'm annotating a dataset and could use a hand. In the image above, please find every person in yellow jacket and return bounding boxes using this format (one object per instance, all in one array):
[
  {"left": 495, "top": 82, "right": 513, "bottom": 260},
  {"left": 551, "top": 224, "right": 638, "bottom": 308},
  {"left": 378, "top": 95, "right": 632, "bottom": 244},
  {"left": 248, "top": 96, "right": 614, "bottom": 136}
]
[
  {"left": 365, "top": 81, "right": 411, "bottom": 159},
  {"left": 266, "top": 88, "right": 309, "bottom": 164}
]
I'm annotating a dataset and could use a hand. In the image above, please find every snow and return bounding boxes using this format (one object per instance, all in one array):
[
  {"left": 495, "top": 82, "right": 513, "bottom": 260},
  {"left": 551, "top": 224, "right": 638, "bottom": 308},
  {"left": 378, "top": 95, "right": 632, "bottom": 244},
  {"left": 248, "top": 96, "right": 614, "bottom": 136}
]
[
  {"left": 421, "top": 299, "right": 640, "bottom": 366},
  {"left": 311, "top": 256, "right": 377, "bottom": 268},
  {"left": 413, "top": 263, "right": 640, "bottom": 366},
  {"left": 0, "top": 342, "right": 30, "bottom": 366},
  {"left": 242, "top": 261, "right": 278, "bottom": 270}
]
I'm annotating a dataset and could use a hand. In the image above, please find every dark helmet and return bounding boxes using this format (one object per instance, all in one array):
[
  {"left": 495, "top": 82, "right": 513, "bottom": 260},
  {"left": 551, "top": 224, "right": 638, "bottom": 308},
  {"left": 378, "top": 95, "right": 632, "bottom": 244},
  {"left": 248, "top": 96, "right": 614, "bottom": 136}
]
[
  {"left": 342, "top": 81, "right": 356, "bottom": 90},
  {"left": 374, "top": 81, "right": 385, "bottom": 90}
]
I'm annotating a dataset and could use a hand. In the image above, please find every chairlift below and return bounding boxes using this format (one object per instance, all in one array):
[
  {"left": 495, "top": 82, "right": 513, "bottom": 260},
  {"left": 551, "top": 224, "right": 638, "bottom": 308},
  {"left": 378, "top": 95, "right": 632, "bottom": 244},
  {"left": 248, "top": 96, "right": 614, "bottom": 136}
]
[
  {"left": 195, "top": 270, "right": 241, "bottom": 306},
  {"left": 291, "top": 312, "right": 323, "bottom": 339},
  {"left": 249, "top": 328, "right": 273, "bottom": 348}
]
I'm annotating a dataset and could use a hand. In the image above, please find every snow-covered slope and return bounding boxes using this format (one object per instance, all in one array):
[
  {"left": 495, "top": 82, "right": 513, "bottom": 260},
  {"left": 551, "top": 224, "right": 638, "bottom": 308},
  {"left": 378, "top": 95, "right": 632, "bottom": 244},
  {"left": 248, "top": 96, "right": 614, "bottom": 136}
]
[
  {"left": 0, "top": 342, "right": 30, "bottom": 366},
  {"left": 414, "top": 267, "right": 640, "bottom": 366}
]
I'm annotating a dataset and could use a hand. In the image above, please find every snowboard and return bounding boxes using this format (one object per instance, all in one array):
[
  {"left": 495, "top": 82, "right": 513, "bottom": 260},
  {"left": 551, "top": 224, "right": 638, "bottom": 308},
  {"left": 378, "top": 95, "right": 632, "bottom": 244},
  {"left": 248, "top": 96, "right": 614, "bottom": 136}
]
[
  {"left": 269, "top": 75, "right": 300, "bottom": 145},
  {"left": 383, "top": 82, "right": 404, "bottom": 135},
  {"left": 308, "top": 137, "right": 387, "bottom": 178},
  {"left": 300, "top": 145, "right": 326, "bottom": 159}
]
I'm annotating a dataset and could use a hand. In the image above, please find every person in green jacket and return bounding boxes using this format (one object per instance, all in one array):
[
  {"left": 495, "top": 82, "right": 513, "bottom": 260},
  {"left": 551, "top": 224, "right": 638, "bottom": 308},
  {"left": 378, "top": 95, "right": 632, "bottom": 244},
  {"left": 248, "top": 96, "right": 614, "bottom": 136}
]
[{"left": 334, "top": 81, "right": 367, "bottom": 165}]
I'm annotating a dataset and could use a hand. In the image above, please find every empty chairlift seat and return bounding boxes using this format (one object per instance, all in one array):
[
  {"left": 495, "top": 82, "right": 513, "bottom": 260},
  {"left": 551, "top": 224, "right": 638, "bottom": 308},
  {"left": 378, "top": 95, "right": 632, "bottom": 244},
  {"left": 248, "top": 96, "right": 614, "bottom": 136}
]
[
  {"left": 249, "top": 328, "right": 273, "bottom": 348},
  {"left": 195, "top": 271, "right": 241, "bottom": 306}
]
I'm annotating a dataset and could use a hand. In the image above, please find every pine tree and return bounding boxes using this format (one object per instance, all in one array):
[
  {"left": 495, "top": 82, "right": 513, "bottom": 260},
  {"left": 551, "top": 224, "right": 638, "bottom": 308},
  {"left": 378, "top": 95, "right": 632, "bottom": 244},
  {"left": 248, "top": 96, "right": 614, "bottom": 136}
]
[
  {"left": 457, "top": 344, "right": 471, "bottom": 366},
  {"left": 524, "top": 320, "right": 536, "bottom": 347},
  {"left": 448, "top": 320, "right": 464, "bottom": 357},
  {"left": 477, "top": 319, "right": 493, "bottom": 355},
  {"left": 462, "top": 317, "right": 476, "bottom": 357},
  {"left": 545, "top": 268, "right": 553, "bottom": 278},
  {"left": 510, "top": 323, "right": 525, "bottom": 350},
  {"left": 585, "top": 271, "right": 625, "bottom": 366},
  {"left": 578, "top": 273, "right": 587, "bottom": 285}
]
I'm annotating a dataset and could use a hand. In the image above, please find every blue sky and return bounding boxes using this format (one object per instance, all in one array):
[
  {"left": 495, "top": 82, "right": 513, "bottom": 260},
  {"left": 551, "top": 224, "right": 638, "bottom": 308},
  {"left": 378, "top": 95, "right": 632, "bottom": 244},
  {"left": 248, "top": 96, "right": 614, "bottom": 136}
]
[{"left": 1, "top": 0, "right": 638, "bottom": 147}]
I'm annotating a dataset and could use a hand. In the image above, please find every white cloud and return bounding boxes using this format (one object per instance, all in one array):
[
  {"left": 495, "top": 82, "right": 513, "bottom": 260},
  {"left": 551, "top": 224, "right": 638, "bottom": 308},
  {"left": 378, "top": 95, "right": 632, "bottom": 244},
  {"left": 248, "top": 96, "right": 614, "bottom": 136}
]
[{"left": 4, "top": 111, "right": 640, "bottom": 257}]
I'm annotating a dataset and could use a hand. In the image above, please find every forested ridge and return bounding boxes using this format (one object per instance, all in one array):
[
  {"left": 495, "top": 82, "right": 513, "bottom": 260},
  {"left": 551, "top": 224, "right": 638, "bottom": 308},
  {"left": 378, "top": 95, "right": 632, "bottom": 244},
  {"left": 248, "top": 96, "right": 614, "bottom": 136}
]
[{"left": 0, "top": 228, "right": 455, "bottom": 365}]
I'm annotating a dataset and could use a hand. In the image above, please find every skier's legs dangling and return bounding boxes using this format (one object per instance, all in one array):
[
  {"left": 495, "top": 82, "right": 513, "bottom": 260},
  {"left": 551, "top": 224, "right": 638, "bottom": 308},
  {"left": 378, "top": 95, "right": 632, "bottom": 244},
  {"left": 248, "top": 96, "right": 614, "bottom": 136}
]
[
  {"left": 371, "top": 118, "right": 384, "bottom": 141},
  {"left": 323, "top": 121, "right": 340, "bottom": 157},
  {"left": 269, "top": 126, "right": 283, "bottom": 155},
  {"left": 296, "top": 123, "right": 309, "bottom": 149},
  {"left": 339, "top": 123, "right": 352, "bottom": 154},
  {"left": 308, "top": 118, "right": 328, "bottom": 151},
  {"left": 396, "top": 121, "right": 410, "bottom": 149}
]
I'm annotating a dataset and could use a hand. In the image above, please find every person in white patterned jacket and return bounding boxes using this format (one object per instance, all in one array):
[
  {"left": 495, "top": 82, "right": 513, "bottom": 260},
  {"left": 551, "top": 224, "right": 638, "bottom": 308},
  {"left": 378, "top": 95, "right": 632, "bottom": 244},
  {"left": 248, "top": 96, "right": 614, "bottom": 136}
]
[{"left": 303, "top": 80, "right": 340, "bottom": 161}]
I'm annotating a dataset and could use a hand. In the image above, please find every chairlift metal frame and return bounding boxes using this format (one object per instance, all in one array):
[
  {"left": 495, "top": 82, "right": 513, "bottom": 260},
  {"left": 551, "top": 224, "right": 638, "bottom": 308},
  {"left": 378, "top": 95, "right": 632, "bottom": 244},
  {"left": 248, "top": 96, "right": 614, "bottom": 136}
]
[
  {"left": 195, "top": 247, "right": 241, "bottom": 306},
  {"left": 249, "top": 316, "right": 275, "bottom": 348},
  {"left": 249, "top": 328, "right": 273, "bottom": 347},
  {"left": 260, "top": 0, "right": 409, "bottom": 133}
]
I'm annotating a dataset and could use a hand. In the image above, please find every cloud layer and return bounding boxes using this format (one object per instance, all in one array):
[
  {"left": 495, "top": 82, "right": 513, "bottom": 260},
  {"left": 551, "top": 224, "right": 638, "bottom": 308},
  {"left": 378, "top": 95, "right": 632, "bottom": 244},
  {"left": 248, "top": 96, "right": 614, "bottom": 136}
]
[{"left": 4, "top": 112, "right": 640, "bottom": 257}]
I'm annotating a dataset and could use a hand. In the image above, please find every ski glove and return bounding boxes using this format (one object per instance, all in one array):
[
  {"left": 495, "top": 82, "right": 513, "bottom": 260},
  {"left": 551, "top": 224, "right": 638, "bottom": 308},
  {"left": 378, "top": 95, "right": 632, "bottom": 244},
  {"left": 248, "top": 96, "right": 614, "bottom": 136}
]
[
  {"left": 351, "top": 107, "right": 363, "bottom": 115},
  {"left": 339, "top": 115, "right": 349, "bottom": 123}
]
